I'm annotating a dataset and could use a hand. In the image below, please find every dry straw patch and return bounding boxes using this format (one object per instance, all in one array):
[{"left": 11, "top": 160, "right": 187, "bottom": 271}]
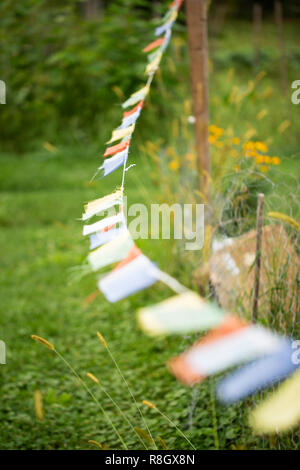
[{"left": 209, "top": 224, "right": 299, "bottom": 330}]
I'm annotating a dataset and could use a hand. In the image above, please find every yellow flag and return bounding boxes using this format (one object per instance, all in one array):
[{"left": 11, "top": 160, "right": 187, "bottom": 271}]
[
  {"left": 106, "top": 124, "right": 135, "bottom": 144},
  {"left": 83, "top": 190, "right": 123, "bottom": 221},
  {"left": 250, "top": 369, "right": 300, "bottom": 433},
  {"left": 145, "top": 52, "right": 162, "bottom": 75}
]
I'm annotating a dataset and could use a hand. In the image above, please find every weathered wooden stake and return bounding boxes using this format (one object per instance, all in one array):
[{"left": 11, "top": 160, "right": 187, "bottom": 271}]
[
  {"left": 186, "top": 0, "right": 210, "bottom": 203},
  {"left": 253, "top": 3, "right": 262, "bottom": 71},
  {"left": 274, "top": 0, "right": 288, "bottom": 93},
  {"left": 252, "top": 193, "right": 264, "bottom": 323}
]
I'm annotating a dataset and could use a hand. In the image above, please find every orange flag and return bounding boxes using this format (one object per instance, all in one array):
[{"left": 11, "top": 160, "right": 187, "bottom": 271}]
[
  {"left": 103, "top": 139, "right": 130, "bottom": 158},
  {"left": 168, "top": 315, "right": 247, "bottom": 385},
  {"left": 123, "top": 101, "right": 144, "bottom": 118},
  {"left": 142, "top": 38, "right": 165, "bottom": 53},
  {"left": 113, "top": 245, "right": 142, "bottom": 271}
]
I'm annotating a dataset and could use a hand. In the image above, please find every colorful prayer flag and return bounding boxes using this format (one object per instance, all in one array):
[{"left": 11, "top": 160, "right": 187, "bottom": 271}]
[
  {"left": 145, "top": 52, "right": 162, "bottom": 75},
  {"left": 122, "top": 85, "right": 150, "bottom": 109},
  {"left": 217, "top": 339, "right": 298, "bottom": 404},
  {"left": 100, "top": 148, "right": 129, "bottom": 177},
  {"left": 120, "top": 108, "right": 141, "bottom": 129},
  {"left": 106, "top": 124, "right": 135, "bottom": 144},
  {"left": 168, "top": 315, "right": 247, "bottom": 385},
  {"left": 250, "top": 369, "right": 300, "bottom": 434},
  {"left": 88, "top": 230, "right": 133, "bottom": 272},
  {"left": 184, "top": 325, "right": 282, "bottom": 378},
  {"left": 138, "top": 291, "right": 224, "bottom": 336},
  {"left": 82, "top": 190, "right": 123, "bottom": 221},
  {"left": 103, "top": 140, "right": 130, "bottom": 158},
  {"left": 90, "top": 226, "right": 126, "bottom": 250},
  {"left": 123, "top": 101, "right": 144, "bottom": 118},
  {"left": 142, "top": 38, "right": 165, "bottom": 53},
  {"left": 83, "top": 212, "right": 125, "bottom": 237},
  {"left": 98, "top": 253, "right": 159, "bottom": 302}
]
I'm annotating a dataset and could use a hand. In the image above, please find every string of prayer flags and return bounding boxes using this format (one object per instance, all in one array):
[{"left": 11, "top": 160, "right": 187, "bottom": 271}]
[
  {"left": 82, "top": 190, "right": 122, "bottom": 221},
  {"left": 155, "top": 10, "right": 178, "bottom": 36},
  {"left": 100, "top": 148, "right": 129, "bottom": 177},
  {"left": 138, "top": 291, "right": 225, "bottom": 336},
  {"left": 90, "top": 226, "right": 126, "bottom": 251},
  {"left": 168, "top": 315, "right": 248, "bottom": 385},
  {"left": 123, "top": 101, "right": 144, "bottom": 118},
  {"left": 87, "top": 229, "right": 133, "bottom": 272},
  {"left": 169, "top": 0, "right": 184, "bottom": 9},
  {"left": 98, "top": 251, "right": 160, "bottom": 303},
  {"left": 106, "top": 124, "right": 135, "bottom": 145},
  {"left": 120, "top": 108, "right": 141, "bottom": 129},
  {"left": 77, "top": 0, "right": 300, "bottom": 440},
  {"left": 142, "top": 38, "right": 165, "bottom": 53},
  {"left": 103, "top": 139, "right": 130, "bottom": 158},
  {"left": 83, "top": 211, "right": 125, "bottom": 237},
  {"left": 216, "top": 339, "right": 299, "bottom": 405},
  {"left": 169, "top": 318, "right": 283, "bottom": 385},
  {"left": 249, "top": 369, "right": 300, "bottom": 434},
  {"left": 145, "top": 51, "right": 162, "bottom": 75},
  {"left": 122, "top": 85, "right": 150, "bottom": 109}
]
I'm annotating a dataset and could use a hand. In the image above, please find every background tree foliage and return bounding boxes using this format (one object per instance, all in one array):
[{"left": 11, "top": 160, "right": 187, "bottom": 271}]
[
  {"left": 0, "top": 0, "right": 174, "bottom": 150},
  {"left": 0, "top": 0, "right": 299, "bottom": 151}
]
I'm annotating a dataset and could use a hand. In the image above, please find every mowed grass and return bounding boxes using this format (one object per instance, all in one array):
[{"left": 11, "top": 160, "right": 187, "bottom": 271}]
[
  {"left": 0, "top": 19, "right": 300, "bottom": 450},
  {"left": 0, "top": 150, "right": 235, "bottom": 450}
]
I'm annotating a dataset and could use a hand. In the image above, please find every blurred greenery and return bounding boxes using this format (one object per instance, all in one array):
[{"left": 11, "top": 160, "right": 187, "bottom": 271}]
[{"left": 0, "top": 0, "right": 299, "bottom": 451}]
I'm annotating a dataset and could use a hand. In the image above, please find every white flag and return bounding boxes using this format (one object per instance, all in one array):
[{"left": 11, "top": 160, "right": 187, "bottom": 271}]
[{"left": 99, "top": 254, "right": 159, "bottom": 302}]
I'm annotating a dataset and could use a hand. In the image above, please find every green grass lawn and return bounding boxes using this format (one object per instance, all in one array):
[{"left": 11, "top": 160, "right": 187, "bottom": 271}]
[{"left": 0, "top": 18, "right": 299, "bottom": 450}]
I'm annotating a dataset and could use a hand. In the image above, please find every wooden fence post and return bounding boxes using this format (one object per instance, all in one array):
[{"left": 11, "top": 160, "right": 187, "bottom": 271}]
[
  {"left": 253, "top": 3, "right": 262, "bottom": 71},
  {"left": 252, "top": 193, "right": 264, "bottom": 323},
  {"left": 274, "top": 0, "right": 288, "bottom": 93},
  {"left": 186, "top": 0, "right": 210, "bottom": 203}
]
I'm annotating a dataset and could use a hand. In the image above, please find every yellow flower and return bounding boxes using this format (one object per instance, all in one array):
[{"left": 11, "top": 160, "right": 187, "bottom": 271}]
[
  {"left": 255, "top": 155, "right": 264, "bottom": 164},
  {"left": 215, "top": 141, "right": 223, "bottom": 149},
  {"left": 248, "top": 149, "right": 258, "bottom": 158},
  {"left": 232, "top": 137, "right": 240, "bottom": 145},
  {"left": 264, "top": 156, "right": 272, "bottom": 164},
  {"left": 169, "top": 160, "right": 179, "bottom": 171},
  {"left": 272, "top": 156, "right": 281, "bottom": 165},
  {"left": 209, "top": 125, "right": 224, "bottom": 137},
  {"left": 243, "top": 141, "right": 255, "bottom": 152},
  {"left": 255, "top": 141, "right": 268, "bottom": 153},
  {"left": 208, "top": 134, "right": 217, "bottom": 144},
  {"left": 260, "top": 165, "right": 269, "bottom": 173}
]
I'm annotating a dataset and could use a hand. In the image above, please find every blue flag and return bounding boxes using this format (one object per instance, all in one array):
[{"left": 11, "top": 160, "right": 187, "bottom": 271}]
[{"left": 217, "top": 339, "right": 299, "bottom": 404}]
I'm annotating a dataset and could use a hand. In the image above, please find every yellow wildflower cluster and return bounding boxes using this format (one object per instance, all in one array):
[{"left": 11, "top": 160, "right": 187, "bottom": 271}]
[
  {"left": 243, "top": 141, "right": 281, "bottom": 172},
  {"left": 208, "top": 125, "right": 225, "bottom": 148},
  {"left": 208, "top": 123, "right": 281, "bottom": 174}
]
